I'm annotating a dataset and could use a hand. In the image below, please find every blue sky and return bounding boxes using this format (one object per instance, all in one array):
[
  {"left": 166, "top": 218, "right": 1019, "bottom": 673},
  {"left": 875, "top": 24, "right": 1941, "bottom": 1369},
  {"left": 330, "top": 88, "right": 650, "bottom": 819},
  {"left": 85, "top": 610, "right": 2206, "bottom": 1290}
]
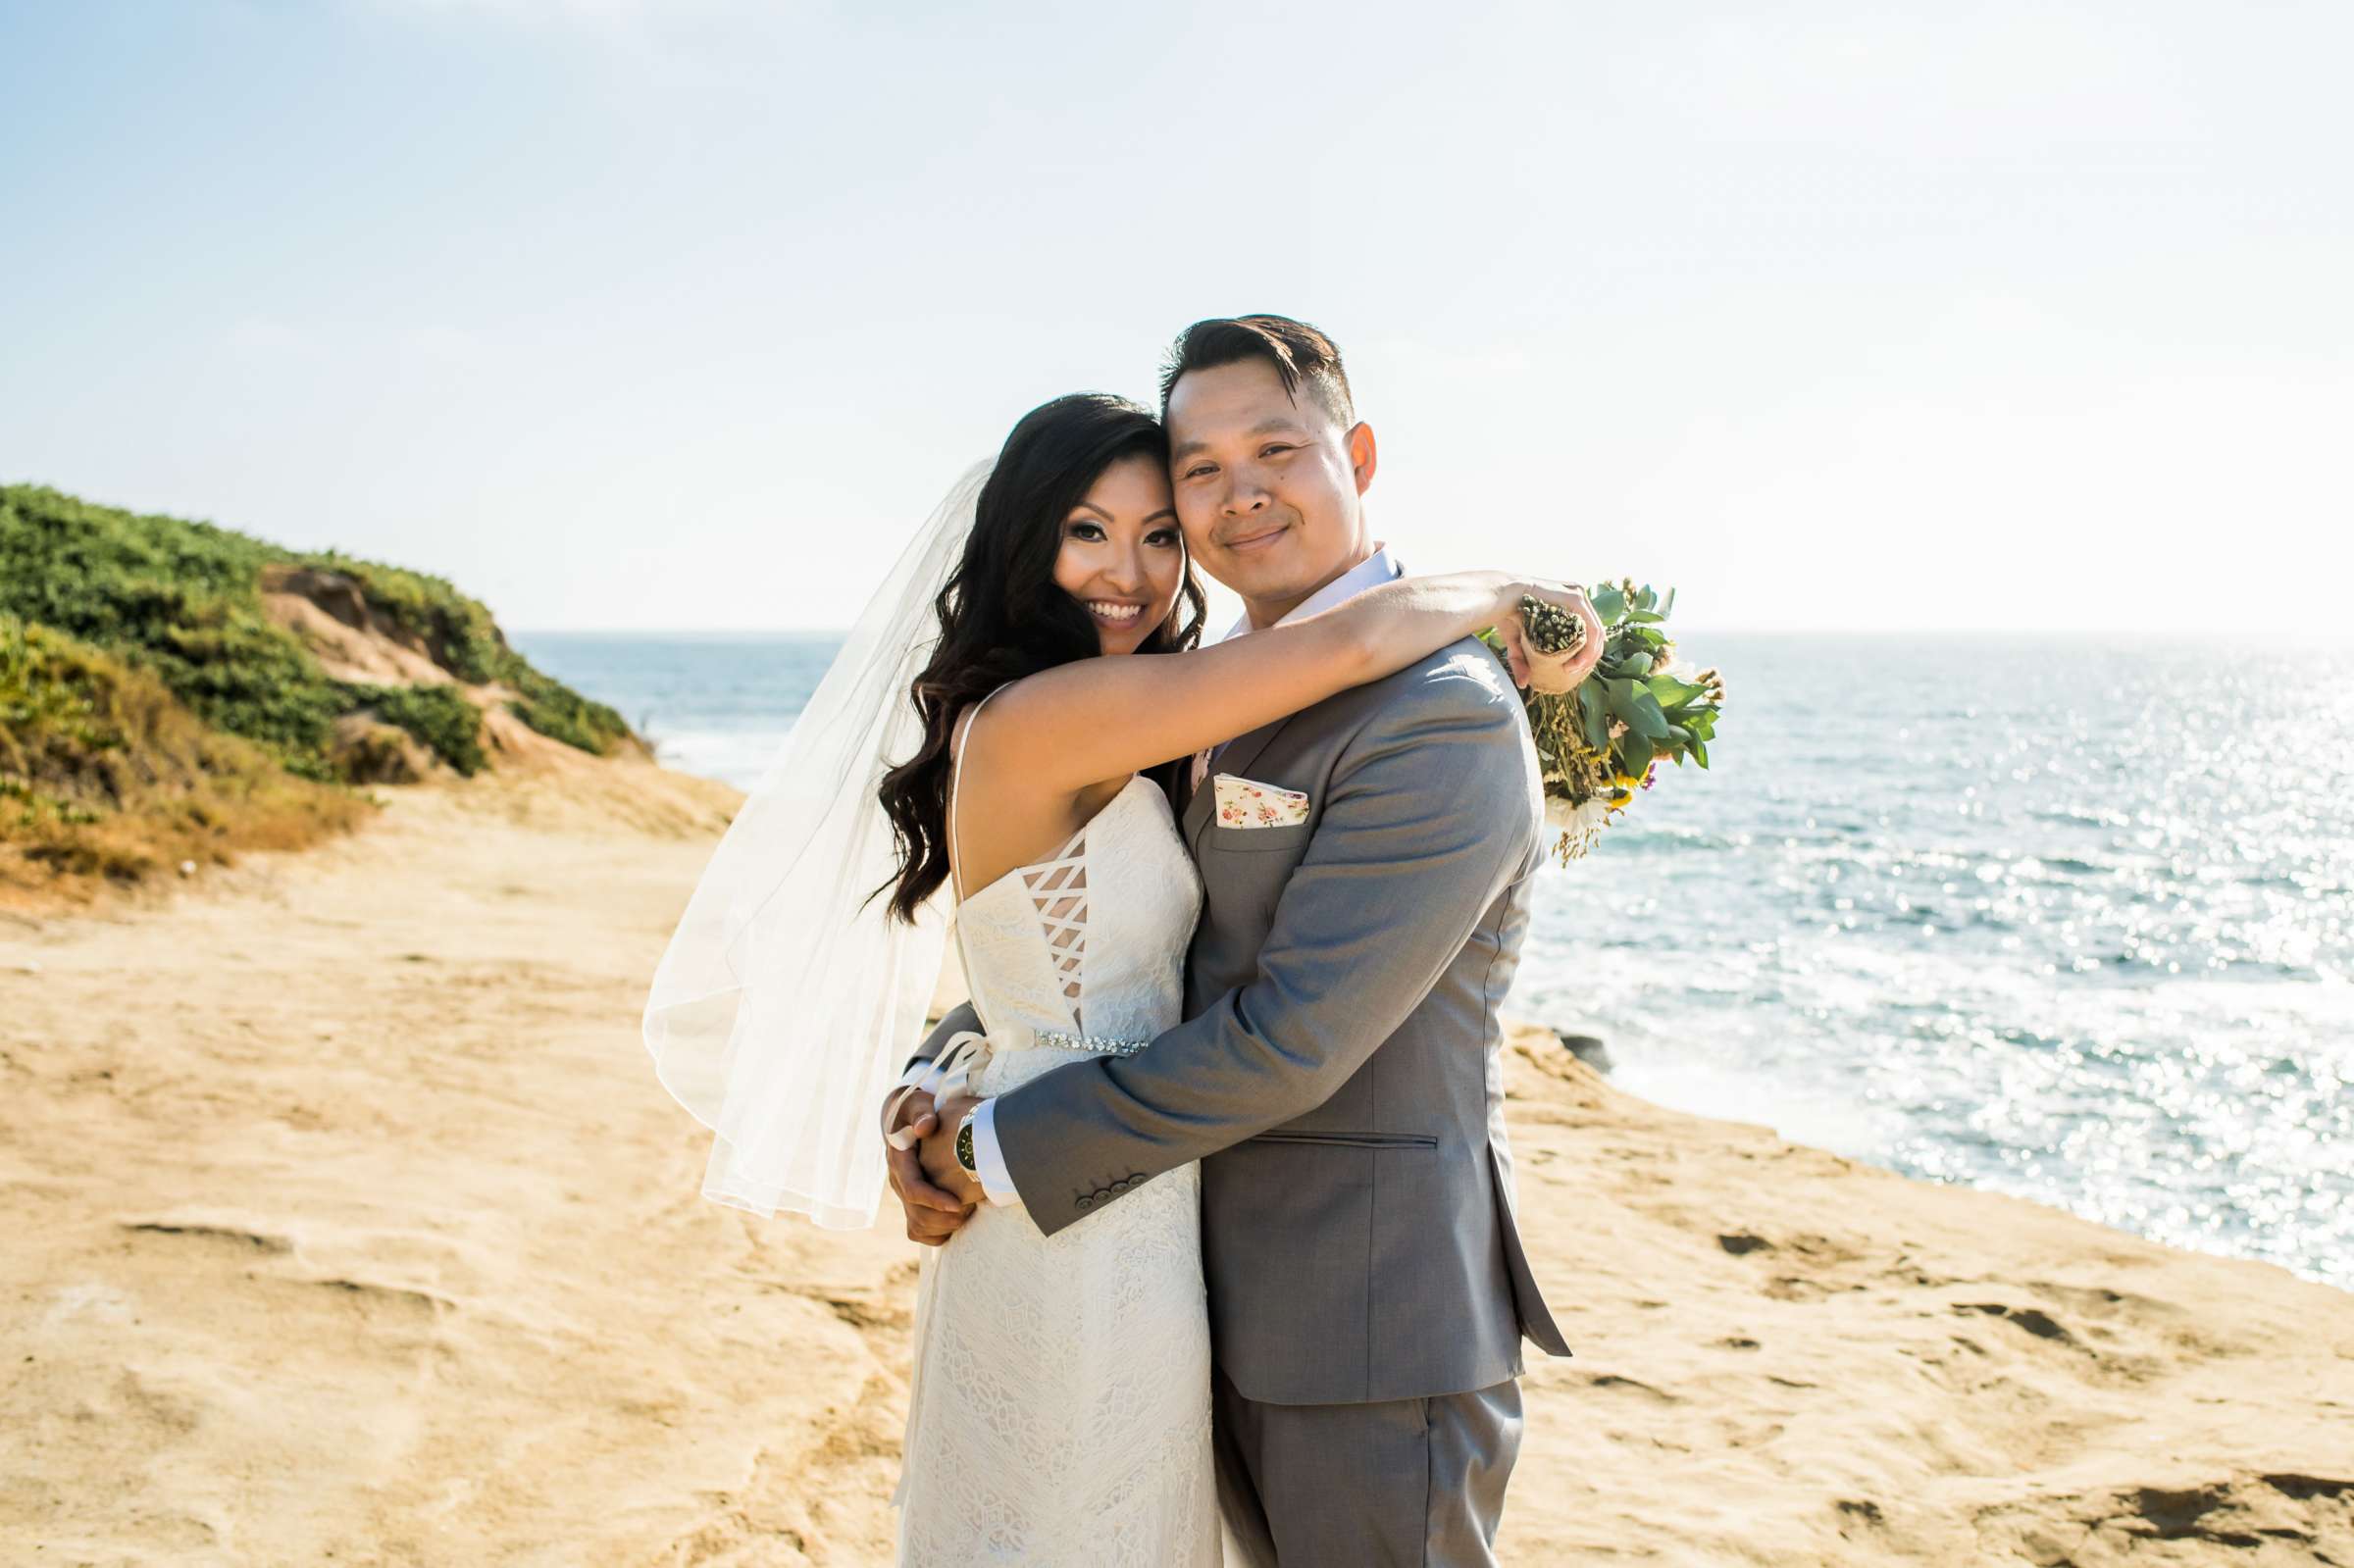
[{"left": 3, "top": 0, "right": 2348, "bottom": 633}]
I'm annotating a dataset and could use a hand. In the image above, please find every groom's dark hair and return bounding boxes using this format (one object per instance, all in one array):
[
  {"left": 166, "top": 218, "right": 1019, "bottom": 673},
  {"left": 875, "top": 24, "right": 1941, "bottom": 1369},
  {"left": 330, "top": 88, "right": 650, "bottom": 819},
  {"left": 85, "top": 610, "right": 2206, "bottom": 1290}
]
[{"left": 1158, "top": 315, "right": 1356, "bottom": 431}]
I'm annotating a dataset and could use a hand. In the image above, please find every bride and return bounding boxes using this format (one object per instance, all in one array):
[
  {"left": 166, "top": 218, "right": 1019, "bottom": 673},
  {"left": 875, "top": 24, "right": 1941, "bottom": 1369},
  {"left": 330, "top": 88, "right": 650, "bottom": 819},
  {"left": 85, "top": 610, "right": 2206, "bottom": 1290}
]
[{"left": 644, "top": 390, "right": 1577, "bottom": 1564}]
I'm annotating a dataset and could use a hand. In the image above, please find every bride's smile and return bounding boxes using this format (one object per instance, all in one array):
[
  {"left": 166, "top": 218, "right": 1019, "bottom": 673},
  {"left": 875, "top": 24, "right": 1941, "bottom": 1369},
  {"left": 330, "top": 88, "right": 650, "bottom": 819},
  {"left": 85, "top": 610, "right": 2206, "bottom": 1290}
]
[{"left": 1050, "top": 449, "right": 1185, "bottom": 657}]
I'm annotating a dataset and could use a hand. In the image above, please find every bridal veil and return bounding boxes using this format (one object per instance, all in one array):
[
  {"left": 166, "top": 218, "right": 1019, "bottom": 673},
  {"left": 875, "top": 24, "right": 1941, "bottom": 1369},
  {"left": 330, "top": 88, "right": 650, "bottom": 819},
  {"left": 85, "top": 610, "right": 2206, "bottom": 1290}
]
[{"left": 640, "top": 460, "right": 986, "bottom": 1227}]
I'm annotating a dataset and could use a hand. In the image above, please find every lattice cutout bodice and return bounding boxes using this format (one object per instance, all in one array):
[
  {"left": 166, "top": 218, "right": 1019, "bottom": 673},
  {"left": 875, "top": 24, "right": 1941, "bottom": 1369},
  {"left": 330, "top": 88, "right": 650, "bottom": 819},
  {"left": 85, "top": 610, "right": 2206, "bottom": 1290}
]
[
  {"left": 1020, "top": 821, "right": 1091, "bottom": 1022},
  {"left": 949, "top": 775, "right": 1201, "bottom": 1047}
]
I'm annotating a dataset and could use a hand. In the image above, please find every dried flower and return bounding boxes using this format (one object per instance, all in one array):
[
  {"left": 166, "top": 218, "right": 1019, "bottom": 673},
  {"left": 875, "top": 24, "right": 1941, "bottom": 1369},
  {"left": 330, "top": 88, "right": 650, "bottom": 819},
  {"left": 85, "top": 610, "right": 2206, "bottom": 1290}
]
[{"left": 1516, "top": 594, "right": 1586, "bottom": 657}]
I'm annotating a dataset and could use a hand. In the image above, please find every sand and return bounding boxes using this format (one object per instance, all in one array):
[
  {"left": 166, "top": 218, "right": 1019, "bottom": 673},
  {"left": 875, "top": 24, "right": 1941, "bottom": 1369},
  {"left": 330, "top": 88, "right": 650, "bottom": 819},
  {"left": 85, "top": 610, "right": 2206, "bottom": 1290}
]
[{"left": 3, "top": 762, "right": 2349, "bottom": 1566}]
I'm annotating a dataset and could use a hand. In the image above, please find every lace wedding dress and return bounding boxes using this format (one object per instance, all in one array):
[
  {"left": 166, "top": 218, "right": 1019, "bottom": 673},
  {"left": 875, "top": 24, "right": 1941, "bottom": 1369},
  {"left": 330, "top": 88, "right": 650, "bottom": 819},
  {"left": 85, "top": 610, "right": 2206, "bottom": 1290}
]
[{"left": 895, "top": 707, "right": 1216, "bottom": 1565}]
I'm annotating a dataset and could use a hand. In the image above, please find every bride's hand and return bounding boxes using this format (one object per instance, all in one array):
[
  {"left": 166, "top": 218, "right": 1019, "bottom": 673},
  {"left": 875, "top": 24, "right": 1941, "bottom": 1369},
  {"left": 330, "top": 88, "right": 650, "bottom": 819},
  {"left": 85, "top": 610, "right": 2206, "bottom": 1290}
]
[
  {"left": 1496, "top": 581, "right": 1605, "bottom": 694},
  {"left": 883, "top": 1084, "right": 973, "bottom": 1245}
]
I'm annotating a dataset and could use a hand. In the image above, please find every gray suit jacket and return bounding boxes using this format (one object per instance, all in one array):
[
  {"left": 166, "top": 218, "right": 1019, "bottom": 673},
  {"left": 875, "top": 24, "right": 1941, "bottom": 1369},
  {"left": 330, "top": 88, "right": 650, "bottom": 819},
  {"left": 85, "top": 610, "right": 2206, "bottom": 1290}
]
[{"left": 917, "top": 636, "right": 1570, "bottom": 1405}]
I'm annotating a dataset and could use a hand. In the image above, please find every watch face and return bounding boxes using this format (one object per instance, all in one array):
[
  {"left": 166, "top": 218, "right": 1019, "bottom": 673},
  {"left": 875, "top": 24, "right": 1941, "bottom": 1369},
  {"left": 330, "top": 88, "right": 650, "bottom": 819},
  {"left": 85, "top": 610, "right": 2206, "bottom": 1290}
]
[{"left": 955, "top": 1116, "right": 978, "bottom": 1174}]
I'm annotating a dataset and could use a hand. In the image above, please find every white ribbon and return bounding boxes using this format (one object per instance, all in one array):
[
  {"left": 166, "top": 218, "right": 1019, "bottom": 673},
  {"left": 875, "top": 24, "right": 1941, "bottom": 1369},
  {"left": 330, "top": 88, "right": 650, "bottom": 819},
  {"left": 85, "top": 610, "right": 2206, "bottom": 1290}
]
[{"left": 882, "top": 1020, "right": 1041, "bottom": 1149}]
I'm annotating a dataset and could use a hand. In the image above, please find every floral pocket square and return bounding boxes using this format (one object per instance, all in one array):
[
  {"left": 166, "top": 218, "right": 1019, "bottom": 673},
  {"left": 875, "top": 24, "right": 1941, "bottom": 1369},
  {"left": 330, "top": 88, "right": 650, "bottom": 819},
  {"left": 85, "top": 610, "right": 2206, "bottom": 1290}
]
[{"left": 1213, "top": 774, "right": 1311, "bottom": 829}]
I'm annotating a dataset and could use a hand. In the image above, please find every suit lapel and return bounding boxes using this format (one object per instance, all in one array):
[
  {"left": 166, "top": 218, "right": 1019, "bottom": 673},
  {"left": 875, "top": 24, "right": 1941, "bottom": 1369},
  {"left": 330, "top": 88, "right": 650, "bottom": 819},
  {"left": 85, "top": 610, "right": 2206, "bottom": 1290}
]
[
  {"left": 1185, "top": 714, "right": 1295, "bottom": 857},
  {"left": 1181, "top": 753, "right": 1216, "bottom": 847},
  {"left": 1212, "top": 717, "right": 1292, "bottom": 794}
]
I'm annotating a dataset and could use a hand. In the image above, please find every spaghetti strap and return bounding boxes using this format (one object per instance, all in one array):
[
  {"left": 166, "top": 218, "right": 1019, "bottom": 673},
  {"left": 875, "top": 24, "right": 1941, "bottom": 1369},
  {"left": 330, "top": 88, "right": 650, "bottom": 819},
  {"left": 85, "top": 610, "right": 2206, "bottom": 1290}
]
[{"left": 947, "top": 684, "right": 1011, "bottom": 906}]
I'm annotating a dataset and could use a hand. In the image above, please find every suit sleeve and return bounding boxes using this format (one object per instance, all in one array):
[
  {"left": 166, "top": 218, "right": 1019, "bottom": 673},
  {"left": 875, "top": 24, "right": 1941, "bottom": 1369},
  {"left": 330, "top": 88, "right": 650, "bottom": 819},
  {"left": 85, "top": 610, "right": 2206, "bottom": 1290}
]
[
  {"left": 990, "top": 661, "right": 1539, "bottom": 1237},
  {"left": 905, "top": 1001, "right": 981, "bottom": 1076}
]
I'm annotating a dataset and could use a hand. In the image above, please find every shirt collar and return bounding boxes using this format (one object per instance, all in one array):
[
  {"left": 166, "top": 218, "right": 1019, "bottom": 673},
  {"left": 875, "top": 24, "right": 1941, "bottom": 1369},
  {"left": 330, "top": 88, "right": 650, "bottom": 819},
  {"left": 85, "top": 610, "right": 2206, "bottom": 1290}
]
[{"left": 1217, "top": 544, "right": 1402, "bottom": 643}]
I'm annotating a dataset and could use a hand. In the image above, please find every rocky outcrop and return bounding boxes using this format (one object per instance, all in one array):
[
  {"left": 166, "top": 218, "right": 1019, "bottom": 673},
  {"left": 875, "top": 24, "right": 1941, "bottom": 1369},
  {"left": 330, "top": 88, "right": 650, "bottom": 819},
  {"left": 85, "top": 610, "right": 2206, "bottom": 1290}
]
[{"left": 257, "top": 565, "right": 452, "bottom": 687}]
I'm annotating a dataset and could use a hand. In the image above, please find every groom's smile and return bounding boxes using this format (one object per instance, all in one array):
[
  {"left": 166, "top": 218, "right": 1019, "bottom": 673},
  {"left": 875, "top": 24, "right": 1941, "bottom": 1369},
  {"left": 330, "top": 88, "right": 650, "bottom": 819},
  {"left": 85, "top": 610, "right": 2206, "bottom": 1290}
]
[
  {"left": 1164, "top": 354, "right": 1378, "bottom": 628},
  {"left": 1217, "top": 516, "right": 1294, "bottom": 554}
]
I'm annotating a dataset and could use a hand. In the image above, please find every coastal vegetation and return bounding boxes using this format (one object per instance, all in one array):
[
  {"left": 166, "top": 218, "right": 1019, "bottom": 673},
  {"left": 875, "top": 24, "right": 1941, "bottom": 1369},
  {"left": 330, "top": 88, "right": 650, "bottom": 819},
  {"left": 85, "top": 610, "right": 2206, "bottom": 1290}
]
[
  {"left": 0, "top": 617, "right": 369, "bottom": 889},
  {"left": 0, "top": 482, "right": 639, "bottom": 896}
]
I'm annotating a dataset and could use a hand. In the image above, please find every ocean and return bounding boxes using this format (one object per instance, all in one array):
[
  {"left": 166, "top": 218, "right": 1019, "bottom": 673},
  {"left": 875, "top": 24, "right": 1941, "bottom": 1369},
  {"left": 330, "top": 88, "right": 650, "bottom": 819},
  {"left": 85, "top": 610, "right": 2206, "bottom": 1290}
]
[{"left": 514, "top": 631, "right": 2352, "bottom": 1290}]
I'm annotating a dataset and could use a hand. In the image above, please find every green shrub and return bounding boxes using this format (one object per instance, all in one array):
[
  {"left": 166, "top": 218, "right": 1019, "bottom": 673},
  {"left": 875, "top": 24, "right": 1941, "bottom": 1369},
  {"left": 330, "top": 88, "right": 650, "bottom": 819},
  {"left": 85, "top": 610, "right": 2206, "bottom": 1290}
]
[
  {"left": 0, "top": 616, "right": 372, "bottom": 893},
  {"left": 339, "top": 681, "right": 486, "bottom": 776},
  {"left": 504, "top": 666, "right": 632, "bottom": 755},
  {"left": 0, "top": 483, "right": 640, "bottom": 777}
]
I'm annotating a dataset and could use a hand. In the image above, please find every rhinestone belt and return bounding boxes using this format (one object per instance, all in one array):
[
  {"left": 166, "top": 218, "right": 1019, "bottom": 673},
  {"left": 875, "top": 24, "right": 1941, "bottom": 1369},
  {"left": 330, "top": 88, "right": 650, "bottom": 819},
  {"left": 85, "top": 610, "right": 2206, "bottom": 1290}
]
[{"left": 1035, "top": 1029, "right": 1152, "bottom": 1057}]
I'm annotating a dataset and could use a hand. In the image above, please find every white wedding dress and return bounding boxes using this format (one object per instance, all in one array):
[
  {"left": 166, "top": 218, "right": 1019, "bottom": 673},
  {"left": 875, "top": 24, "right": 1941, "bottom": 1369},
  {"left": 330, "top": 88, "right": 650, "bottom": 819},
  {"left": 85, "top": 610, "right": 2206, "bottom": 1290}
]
[{"left": 895, "top": 715, "right": 1217, "bottom": 1565}]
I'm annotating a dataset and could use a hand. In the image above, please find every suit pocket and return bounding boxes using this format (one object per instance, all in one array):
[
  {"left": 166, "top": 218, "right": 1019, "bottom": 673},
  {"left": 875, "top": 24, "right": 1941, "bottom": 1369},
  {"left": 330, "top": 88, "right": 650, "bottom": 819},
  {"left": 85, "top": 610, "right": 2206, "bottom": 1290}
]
[
  {"left": 1204, "top": 821, "right": 1312, "bottom": 855},
  {"left": 1247, "top": 1131, "right": 1440, "bottom": 1150}
]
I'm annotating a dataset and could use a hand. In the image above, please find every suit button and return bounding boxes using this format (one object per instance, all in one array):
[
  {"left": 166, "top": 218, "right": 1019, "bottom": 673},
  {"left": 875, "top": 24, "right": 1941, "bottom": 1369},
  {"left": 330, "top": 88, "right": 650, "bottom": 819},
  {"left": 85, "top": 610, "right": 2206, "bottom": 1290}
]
[{"left": 1077, "top": 1196, "right": 1095, "bottom": 1209}]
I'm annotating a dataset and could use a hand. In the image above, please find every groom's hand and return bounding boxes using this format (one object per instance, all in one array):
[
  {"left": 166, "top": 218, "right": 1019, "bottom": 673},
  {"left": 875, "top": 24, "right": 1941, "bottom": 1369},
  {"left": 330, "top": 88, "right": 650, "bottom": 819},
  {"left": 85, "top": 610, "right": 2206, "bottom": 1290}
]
[
  {"left": 918, "top": 1091, "right": 990, "bottom": 1209},
  {"left": 883, "top": 1086, "right": 973, "bottom": 1245}
]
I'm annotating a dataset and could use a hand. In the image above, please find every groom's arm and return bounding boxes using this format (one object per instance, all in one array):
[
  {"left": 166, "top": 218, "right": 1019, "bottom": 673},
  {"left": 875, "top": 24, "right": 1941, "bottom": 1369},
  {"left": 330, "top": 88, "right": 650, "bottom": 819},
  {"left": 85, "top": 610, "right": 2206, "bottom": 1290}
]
[
  {"left": 905, "top": 1004, "right": 980, "bottom": 1075},
  {"left": 989, "top": 655, "right": 1539, "bottom": 1238}
]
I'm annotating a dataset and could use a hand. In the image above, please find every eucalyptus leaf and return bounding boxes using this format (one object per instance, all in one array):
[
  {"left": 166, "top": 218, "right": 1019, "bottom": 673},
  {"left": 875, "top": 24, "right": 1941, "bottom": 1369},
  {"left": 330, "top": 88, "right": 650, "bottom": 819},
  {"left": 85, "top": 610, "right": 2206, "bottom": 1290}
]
[
  {"left": 1627, "top": 610, "right": 1664, "bottom": 624},
  {"left": 1663, "top": 585, "right": 1676, "bottom": 618},
  {"left": 1691, "top": 737, "right": 1710, "bottom": 769},
  {"left": 1591, "top": 584, "right": 1625, "bottom": 623},
  {"left": 1625, "top": 688, "right": 1670, "bottom": 740},
  {"left": 1619, "top": 732, "right": 1656, "bottom": 779},
  {"left": 1577, "top": 681, "right": 1609, "bottom": 750}
]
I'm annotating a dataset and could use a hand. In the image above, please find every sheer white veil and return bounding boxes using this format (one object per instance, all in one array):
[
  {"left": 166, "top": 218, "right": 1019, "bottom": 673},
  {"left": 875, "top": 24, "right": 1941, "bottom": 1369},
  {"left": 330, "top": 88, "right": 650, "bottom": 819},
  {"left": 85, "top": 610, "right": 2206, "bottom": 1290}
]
[{"left": 641, "top": 459, "right": 989, "bottom": 1228}]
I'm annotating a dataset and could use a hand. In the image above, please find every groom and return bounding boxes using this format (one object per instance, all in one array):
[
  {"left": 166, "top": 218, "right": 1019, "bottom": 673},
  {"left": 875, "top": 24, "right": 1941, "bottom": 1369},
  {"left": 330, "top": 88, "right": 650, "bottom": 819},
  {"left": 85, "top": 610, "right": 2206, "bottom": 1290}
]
[{"left": 890, "top": 315, "right": 1592, "bottom": 1566}]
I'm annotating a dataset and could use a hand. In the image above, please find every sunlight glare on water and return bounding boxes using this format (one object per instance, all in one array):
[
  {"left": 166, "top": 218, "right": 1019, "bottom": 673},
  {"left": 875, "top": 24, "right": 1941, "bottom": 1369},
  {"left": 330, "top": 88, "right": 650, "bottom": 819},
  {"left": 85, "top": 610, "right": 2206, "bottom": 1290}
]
[{"left": 1521, "top": 633, "right": 2354, "bottom": 1290}]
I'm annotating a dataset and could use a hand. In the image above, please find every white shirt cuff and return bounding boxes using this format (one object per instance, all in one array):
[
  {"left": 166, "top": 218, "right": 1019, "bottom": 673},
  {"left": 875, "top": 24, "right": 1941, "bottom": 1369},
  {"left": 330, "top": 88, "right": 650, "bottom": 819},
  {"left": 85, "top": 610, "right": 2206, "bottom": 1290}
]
[{"left": 968, "top": 1099, "right": 1019, "bottom": 1206}]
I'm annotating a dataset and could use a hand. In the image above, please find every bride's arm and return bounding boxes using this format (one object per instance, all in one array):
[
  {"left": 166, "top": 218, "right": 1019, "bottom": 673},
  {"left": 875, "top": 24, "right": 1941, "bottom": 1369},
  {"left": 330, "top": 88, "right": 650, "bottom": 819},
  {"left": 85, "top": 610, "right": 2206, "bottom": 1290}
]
[{"left": 984, "top": 572, "right": 1582, "bottom": 794}]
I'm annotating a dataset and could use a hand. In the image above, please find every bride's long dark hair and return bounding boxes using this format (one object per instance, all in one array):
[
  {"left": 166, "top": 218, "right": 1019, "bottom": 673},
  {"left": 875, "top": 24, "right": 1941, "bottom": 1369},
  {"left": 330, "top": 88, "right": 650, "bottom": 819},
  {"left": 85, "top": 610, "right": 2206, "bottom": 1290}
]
[{"left": 877, "top": 392, "right": 1206, "bottom": 925}]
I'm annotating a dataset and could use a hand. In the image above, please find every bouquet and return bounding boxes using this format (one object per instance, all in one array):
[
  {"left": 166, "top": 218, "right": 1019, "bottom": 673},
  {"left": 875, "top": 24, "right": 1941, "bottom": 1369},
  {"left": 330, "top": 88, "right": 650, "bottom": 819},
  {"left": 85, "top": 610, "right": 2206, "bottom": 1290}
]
[{"left": 1487, "top": 581, "right": 1725, "bottom": 862}]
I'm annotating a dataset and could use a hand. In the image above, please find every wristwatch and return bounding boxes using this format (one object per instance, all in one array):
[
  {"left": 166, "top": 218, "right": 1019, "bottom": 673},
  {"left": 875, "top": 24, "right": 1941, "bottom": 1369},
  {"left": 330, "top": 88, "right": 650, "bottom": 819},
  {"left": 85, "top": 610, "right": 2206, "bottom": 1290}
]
[{"left": 954, "top": 1106, "right": 980, "bottom": 1178}]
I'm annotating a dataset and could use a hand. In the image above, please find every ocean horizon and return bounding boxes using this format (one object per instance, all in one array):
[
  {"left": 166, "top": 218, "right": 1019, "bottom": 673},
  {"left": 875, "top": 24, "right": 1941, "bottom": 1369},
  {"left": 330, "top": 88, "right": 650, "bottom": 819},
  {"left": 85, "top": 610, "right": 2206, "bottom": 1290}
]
[{"left": 513, "top": 630, "right": 2354, "bottom": 1291}]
